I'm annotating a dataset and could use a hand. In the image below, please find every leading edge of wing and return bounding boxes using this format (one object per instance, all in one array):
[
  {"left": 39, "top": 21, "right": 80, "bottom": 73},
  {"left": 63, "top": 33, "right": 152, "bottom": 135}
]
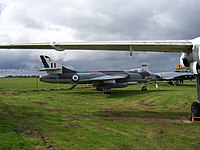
[
  {"left": 80, "top": 74, "right": 128, "bottom": 82},
  {"left": 0, "top": 40, "right": 193, "bottom": 52}
]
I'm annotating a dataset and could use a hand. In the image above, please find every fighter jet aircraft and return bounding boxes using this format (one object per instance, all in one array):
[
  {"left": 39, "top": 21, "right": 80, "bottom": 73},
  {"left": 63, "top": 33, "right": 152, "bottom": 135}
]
[
  {"left": 137, "top": 63, "right": 195, "bottom": 85},
  {"left": 39, "top": 55, "right": 157, "bottom": 94},
  {"left": 0, "top": 37, "right": 200, "bottom": 116},
  {"left": 156, "top": 71, "right": 194, "bottom": 85}
]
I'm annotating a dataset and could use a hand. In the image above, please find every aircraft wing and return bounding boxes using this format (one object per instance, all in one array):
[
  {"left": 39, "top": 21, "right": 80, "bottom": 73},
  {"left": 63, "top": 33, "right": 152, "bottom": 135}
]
[
  {"left": 0, "top": 40, "right": 193, "bottom": 52},
  {"left": 156, "top": 72, "right": 194, "bottom": 80},
  {"left": 80, "top": 74, "right": 128, "bottom": 82}
]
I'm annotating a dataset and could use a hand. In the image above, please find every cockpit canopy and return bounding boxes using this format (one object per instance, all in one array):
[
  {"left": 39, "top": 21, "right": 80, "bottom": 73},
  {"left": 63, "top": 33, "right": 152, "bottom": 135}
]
[{"left": 126, "top": 68, "right": 146, "bottom": 73}]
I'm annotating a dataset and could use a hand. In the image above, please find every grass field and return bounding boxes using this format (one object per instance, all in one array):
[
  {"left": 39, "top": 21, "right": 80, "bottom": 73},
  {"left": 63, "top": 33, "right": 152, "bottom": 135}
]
[
  {"left": 0, "top": 78, "right": 200, "bottom": 150},
  {"left": 0, "top": 77, "right": 72, "bottom": 93}
]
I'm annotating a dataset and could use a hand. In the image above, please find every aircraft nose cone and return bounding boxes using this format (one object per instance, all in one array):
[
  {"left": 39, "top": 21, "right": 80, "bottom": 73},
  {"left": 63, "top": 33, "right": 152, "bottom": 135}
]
[
  {"left": 39, "top": 75, "right": 45, "bottom": 82},
  {"left": 39, "top": 74, "right": 59, "bottom": 83}
]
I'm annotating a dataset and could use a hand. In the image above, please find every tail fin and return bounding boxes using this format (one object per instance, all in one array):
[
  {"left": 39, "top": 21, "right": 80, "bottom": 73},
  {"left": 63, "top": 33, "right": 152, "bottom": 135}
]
[{"left": 40, "top": 55, "right": 76, "bottom": 74}]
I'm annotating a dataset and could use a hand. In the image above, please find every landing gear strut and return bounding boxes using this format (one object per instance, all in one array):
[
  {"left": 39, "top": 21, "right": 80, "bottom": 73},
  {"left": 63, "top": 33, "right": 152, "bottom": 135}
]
[
  {"left": 96, "top": 87, "right": 112, "bottom": 94},
  {"left": 191, "top": 75, "right": 200, "bottom": 117},
  {"left": 96, "top": 87, "right": 103, "bottom": 91},
  {"left": 103, "top": 88, "right": 112, "bottom": 94}
]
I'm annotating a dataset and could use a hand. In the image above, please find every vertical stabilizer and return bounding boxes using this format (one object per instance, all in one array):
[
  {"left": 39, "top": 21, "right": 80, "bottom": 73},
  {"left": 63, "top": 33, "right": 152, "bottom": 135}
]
[{"left": 40, "top": 55, "right": 76, "bottom": 74}]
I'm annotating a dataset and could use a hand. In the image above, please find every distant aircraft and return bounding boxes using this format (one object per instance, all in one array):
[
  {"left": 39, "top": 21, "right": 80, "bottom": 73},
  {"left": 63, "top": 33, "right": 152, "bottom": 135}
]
[
  {"left": 0, "top": 37, "right": 200, "bottom": 116},
  {"left": 138, "top": 63, "right": 195, "bottom": 85},
  {"left": 39, "top": 55, "right": 157, "bottom": 94}
]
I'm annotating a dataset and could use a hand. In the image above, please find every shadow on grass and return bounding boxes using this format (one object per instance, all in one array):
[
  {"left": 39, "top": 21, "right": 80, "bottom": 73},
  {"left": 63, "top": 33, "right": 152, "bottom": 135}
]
[
  {"left": 107, "top": 89, "right": 174, "bottom": 99},
  {"left": 68, "top": 88, "right": 174, "bottom": 99},
  {"left": 93, "top": 109, "right": 189, "bottom": 120},
  {"left": 177, "top": 84, "right": 196, "bottom": 87}
]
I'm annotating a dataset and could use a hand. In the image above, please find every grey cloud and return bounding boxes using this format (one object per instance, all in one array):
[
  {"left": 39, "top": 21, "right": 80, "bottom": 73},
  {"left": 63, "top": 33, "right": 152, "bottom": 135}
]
[
  {"left": 67, "top": 0, "right": 200, "bottom": 40},
  {"left": 0, "top": 50, "right": 41, "bottom": 69},
  {"left": 2, "top": 4, "right": 45, "bottom": 29},
  {"left": 0, "top": 0, "right": 199, "bottom": 73}
]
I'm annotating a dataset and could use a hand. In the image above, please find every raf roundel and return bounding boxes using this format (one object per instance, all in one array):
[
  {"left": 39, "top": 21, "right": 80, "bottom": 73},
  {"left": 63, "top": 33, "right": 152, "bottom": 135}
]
[{"left": 72, "top": 75, "right": 79, "bottom": 82}]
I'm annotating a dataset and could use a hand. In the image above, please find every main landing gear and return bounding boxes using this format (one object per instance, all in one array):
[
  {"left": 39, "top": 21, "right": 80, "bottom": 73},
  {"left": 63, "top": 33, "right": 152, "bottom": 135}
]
[
  {"left": 96, "top": 87, "right": 112, "bottom": 94},
  {"left": 191, "top": 75, "right": 200, "bottom": 117}
]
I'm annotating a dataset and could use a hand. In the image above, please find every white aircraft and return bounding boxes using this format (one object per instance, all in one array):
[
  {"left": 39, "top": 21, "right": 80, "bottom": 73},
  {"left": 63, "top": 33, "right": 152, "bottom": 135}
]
[{"left": 0, "top": 37, "right": 200, "bottom": 116}]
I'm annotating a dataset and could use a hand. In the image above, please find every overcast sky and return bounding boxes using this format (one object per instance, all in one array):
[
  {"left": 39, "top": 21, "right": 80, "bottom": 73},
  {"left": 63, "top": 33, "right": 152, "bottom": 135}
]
[{"left": 0, "top": 0, "right": 200, "bottom": 74}]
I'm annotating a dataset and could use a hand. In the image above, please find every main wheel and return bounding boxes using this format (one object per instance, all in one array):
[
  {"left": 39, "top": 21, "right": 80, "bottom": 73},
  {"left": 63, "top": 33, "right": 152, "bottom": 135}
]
[
  {"left": 96, "top": 87, "right": 103, "bottom": 91},
  {"left": 191, "top": 102, "right": 200, "bottom": 116},
  {"left": 103, "top": 89, "right": 112, "bottom": 94}
]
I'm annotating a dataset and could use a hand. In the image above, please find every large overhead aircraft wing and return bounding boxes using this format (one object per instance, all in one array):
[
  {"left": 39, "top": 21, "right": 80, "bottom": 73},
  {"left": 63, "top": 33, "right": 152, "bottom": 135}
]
[{"left": 0, "top": 40, "right": 193, "bottom": 52}]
